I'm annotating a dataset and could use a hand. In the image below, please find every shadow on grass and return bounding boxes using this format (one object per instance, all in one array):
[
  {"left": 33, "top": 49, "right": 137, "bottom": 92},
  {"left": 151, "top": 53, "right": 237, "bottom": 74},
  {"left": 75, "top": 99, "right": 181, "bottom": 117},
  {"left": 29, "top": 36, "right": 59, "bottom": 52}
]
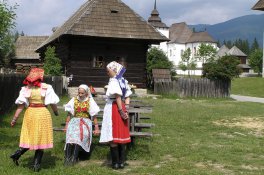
[{"left": 21, "top": 151, "right": 59, "bottom": 170}]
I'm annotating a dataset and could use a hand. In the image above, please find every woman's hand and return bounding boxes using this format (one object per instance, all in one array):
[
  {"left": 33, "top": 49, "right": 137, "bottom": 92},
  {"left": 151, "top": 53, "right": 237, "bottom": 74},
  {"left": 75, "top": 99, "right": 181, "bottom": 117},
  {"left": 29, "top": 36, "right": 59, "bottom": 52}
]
[
  {"left": 118, "top": 109, "right": 129, "bottom": 120},
  {"left": 11, "top": 118, "right": 17, "bottom": 127},
  {"left": 93, "top": 125, "right": 100, "bottom": 136}
]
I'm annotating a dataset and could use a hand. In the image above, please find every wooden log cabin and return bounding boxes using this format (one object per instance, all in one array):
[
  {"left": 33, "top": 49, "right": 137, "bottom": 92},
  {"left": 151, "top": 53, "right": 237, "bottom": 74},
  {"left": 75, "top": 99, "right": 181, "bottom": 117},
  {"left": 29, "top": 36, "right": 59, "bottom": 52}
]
[{"left": 36, "top": 0, "right": 168, "bottom": 88}]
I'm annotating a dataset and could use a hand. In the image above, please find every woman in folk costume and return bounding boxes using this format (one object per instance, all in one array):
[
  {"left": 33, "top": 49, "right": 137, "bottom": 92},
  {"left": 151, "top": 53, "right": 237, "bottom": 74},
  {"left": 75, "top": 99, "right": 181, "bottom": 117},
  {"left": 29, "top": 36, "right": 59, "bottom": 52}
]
[
  {"left": 64, "top": 84, "right": 100, "bottom": 166},
  {"left": 99, "top": 61, "right": 132, "bottom": 169},
  {"left": 10, "top": 68, "right": 59, "bottom": 172}
]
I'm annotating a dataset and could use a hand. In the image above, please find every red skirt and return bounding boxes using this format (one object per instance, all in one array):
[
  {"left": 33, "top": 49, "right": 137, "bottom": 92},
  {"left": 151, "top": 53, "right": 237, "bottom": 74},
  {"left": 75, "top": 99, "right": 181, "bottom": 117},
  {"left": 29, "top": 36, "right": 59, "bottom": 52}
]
[{"left": 112, "top": 102, "right": 131, "bottom": 144}]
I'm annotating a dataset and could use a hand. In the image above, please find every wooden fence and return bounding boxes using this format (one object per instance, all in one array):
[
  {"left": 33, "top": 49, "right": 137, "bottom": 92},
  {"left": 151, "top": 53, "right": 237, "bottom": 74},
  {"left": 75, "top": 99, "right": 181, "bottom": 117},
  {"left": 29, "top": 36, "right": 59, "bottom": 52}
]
[
  {"left": 0, "top": 74, "right": 64, "bottom": 115},
  {"left": 154, "top": 78, "right": 230, "bottom": 98}
]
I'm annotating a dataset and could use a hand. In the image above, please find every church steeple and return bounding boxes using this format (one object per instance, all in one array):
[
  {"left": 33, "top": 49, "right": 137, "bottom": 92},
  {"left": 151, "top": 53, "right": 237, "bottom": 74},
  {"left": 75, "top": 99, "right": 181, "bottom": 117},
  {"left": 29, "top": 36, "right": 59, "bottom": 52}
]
[{"left": 148, "top": 0, "right": 168, "bottom": 28}]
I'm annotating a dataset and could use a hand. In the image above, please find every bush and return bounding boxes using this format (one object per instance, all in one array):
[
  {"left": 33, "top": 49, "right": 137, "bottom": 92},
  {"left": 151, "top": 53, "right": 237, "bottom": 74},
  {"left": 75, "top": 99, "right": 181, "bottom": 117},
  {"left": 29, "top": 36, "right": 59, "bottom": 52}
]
[
  {"left": 202, "top": 55, "right": 241, "bottom": 80},
  {"left": 147, "top": 47, "right": 175, "bottom": 88}
]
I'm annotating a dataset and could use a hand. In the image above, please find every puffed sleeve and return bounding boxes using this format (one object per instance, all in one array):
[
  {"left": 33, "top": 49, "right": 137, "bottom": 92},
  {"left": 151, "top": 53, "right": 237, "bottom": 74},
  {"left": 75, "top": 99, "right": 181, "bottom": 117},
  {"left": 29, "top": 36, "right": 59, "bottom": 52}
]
[
  {"left": 64, "top": 97, "right": 75, "bottom": 116},
  {"left": 106, "top": 78, "right": 122, "bottom": 97},
  {"left": 89, "top": 97, "right": 100, "bottom": 117},
  {"left": 15, "top": 87, "right": 29, "bottom": 107},
  {"left": 125, "top": 79, "right": 132, "bottom": 98},
  {"left": 44, "top": 84, "right": 60, "bottom": 105}
]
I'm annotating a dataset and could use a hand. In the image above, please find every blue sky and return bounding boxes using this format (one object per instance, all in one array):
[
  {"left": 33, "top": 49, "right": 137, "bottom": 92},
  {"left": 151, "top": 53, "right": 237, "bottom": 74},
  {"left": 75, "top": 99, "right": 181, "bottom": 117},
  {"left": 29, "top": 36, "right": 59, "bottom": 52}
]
[{"left": 8, "top": 0, "right": 263, "bottom": 36}]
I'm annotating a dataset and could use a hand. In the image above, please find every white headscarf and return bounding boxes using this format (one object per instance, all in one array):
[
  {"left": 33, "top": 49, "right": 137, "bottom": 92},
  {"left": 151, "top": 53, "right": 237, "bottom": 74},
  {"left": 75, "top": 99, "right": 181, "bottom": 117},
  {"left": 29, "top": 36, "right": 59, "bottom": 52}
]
[{"left": 78, "top": 84, "right": 92, "bottom": 99}]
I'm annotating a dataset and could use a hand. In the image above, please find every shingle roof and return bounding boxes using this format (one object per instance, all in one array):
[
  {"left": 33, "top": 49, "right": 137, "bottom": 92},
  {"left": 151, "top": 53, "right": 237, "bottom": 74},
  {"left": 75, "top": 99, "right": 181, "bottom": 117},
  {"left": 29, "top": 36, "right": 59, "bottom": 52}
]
[
  {"left": 15, "top": 36, "right": 48, "bottom": 60},
  {"left": 228, "top": 46, "right": 247, "bottom": 56},
  {"left": 36, "top": 0, "right": 168, "bottom": 51},
  {"left": 169, "top": 22, "right": 216, "bottom": 44},
  {"left": 187, "top": 31, "right": 216, "bottom": 43},
  {"left": 169, "top": 22, "right": 193, "bottom": 44},
  {"left": 217, "top": 45, "right": 230, "bottom": 57},
  {"left": 252, "top": 0, "right": 264, "bottom": 10}
]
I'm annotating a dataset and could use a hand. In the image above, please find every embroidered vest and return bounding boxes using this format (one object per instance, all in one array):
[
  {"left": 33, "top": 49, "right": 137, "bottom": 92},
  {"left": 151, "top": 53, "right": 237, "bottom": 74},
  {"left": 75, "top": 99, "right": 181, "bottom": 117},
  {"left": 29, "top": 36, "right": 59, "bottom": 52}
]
[{"left": 74, "top": 97, "right": 90, "bottom": 118}]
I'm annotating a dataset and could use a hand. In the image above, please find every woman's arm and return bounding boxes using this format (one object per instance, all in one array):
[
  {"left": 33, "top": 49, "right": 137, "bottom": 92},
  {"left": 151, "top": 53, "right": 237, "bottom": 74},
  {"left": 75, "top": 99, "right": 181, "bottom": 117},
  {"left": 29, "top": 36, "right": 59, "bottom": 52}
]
[
  {"left": 50, "top": 104, "right": 59, "bottom": 116},
  {"left": 11, "top": 104, "right": 25, "bottom": 127},
  {"left": 115, "top": 94, "right": 128, "bottom": 120},
  {"left": 93, "top": 116, "right": 100, "bottom": 135},
  {"left": 64, "top": 112, "right": 71, "bottom": 132}
]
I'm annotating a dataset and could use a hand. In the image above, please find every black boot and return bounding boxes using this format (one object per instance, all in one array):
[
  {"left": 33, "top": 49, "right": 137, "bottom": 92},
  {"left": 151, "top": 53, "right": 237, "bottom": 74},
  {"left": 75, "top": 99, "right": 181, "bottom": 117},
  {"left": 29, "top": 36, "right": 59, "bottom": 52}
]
[
  {"left": 10, "top": 148, "right": 29, "bottom": 166},
  {"left": 33, "top": 150, "right": 44, "bottom": 172},
  {"left": 118, "top": 144, "right": 126, "bottom": 169},
  {"left": 64, "top": 144, "right": 74, "bottom": 166},
  {"left": 71, "top": 144, "right": 80, "bottom": 165},
  {"left": 110, "top": 146, "right": 119, "bottom": 169}
]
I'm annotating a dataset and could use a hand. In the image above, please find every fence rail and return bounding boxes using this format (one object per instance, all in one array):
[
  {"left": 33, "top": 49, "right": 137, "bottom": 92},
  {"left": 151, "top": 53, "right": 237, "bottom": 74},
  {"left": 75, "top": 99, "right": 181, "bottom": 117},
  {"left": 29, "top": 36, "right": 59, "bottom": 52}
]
[
  {"left": 154, "top": 78, "right": 230, "bottom": 98},
  {"left": 0, "top": 74, "right": 63, "bottom": 115}
]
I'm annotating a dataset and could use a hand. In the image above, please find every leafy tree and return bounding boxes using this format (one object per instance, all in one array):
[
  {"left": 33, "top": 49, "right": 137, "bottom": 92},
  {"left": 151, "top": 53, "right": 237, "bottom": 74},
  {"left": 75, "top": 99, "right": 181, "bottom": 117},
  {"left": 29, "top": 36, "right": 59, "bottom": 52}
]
[
  {"left": 249, "top": 49, "right": 263, "bottom": 76},
  {"left": 0, "top": 0, "right": 17, "bottom": 67},
  {"left": 179, "top": 48, "right": 197, "bottom": 77},
  {"left": 197, "top": 43, "right": 217, "bottom": 63},
  {"left": 147, "top": 47, "right": 174, "bottom": 87},
  {"left": 43, "top": 46, "right": 62, "bottom": 76},
  {"left": 202, "top": 55, "right": 241, "bottom": 80}
]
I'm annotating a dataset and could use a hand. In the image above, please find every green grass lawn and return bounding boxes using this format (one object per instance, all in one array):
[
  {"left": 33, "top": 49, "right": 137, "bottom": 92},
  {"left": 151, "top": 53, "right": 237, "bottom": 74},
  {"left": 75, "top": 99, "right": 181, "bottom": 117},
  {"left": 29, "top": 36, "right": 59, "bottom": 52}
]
[
  {"left": 1, "top": 96, "right": 264, "bottom": 174},
  {"left": 231, "top": 77, "right": 264, "bottom": 97}
]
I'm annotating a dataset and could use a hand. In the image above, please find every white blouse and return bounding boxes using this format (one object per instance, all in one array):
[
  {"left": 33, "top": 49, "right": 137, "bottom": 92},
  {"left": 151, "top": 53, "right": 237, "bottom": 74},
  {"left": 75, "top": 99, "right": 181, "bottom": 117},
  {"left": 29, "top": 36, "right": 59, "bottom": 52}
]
[
  {"left": 15, "top": 84, "right": 59, "bottom": 107},
  {"left": 64, "top": 97, "right": 100, "bottom": 117},
  {"left": 106, "top": 78, "right": 132, "bottom": 98}
]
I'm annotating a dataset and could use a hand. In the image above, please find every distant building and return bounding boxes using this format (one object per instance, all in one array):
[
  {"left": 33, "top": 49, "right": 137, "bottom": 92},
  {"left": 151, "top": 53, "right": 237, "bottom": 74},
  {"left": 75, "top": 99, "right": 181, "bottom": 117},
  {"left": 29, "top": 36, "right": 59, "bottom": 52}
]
[
  {"left": 148, "top": 0, "right": 217, "bottom": 76},
  {"left": 13, "top": 36, "right": 48, "bottom": 73},
  {"left": 217, "top": 45, "right": 251, "bottom": 73}
]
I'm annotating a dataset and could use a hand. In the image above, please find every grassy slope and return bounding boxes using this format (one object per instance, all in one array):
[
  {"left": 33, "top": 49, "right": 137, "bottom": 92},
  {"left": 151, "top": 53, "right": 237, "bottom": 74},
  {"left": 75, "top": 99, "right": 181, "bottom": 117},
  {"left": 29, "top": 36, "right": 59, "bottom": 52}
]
[{"left": 231, "top": 77, "right": 264, "bottom": 98}]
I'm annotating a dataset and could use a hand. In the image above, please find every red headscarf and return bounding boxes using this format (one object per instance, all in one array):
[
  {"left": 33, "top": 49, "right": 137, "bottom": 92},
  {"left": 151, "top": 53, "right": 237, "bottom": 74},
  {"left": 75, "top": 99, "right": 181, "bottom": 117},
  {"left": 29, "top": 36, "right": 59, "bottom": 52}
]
[{"left": 23, "top": 68, "right": 44, "bottom": 87}]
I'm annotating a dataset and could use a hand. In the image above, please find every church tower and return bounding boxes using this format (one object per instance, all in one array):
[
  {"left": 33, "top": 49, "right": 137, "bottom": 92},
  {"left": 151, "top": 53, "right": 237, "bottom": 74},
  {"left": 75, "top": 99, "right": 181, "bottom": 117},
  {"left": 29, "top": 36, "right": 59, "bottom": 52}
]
[{"left": 148, "top": 0, "right": 168, "bottom": 29}]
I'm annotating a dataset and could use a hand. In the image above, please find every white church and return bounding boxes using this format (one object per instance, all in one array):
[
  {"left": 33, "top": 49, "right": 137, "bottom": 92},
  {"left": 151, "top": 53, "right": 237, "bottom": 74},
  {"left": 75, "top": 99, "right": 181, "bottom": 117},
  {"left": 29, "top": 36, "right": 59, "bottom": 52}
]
[{"left": 148, "top": 0, "right": 218, "bottom": 75}]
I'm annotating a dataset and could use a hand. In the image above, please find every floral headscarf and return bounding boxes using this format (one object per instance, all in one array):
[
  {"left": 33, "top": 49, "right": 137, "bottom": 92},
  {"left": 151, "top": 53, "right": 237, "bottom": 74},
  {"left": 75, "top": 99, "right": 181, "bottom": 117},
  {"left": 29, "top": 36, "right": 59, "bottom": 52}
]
[
  {"left": 23, "top": 68, "right": 44, "bottom": 87},
  {"left": 106, "top": 61, "right": 127, "bottom": 98}
]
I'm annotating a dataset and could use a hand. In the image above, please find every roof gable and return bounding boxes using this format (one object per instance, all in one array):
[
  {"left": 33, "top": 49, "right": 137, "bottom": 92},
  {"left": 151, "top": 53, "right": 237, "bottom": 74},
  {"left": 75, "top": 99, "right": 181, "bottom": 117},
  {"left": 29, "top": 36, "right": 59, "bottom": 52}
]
[
  {"left": 15, "top": 36, "right": 48, "bottom": 60},
  {"left": 228, "top": 46, "right": 247, "bottom": 56},
  {"left": 37, "top": 0, "right": 168, "bottom": 51},
  {"left": 252, "top": 0, "right": 264, "bottom": 10},
  {"left": 217, "top": 45, "right": 230, "bottom": 57}
]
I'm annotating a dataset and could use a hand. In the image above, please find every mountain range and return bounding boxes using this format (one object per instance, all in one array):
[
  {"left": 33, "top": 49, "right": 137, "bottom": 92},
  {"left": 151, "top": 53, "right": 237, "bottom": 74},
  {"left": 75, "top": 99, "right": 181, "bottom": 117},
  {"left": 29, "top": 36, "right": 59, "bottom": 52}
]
[{"left": 189, "top": 14, "right": 264, "bottom": 47}]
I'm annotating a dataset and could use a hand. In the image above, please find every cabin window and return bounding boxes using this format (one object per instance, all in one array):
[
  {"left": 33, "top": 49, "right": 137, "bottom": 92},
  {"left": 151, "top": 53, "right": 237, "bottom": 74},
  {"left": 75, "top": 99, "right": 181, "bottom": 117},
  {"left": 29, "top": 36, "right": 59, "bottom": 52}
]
[
  {"left": 170, "top": 50, "right": 172, "bottom": 57},
  {"left": 92, "top": 56, "right": 105, "bottom": 68}
]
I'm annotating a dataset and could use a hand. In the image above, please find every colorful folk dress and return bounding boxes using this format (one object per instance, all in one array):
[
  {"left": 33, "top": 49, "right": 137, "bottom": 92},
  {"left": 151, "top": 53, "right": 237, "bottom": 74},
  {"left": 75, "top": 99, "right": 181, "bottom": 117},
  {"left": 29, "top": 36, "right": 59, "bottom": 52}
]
[
  {"left": 64, "top": 97, "right": 100, "bottom": 152},
  {"left": 15, "top": 83, "right": 60, "bottom": 150},
  {"left": 99, "top": 78, "right": 132, "bottom": 144}
]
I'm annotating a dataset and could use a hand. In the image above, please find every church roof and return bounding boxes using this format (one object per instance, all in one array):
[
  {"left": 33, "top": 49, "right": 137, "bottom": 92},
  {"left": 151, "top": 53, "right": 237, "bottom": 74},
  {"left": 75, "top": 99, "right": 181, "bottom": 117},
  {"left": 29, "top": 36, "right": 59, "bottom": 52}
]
[
  {"left": 187, "top": 31, "right": 216, "bottom": 43},
  {"left": 15, "top": 36, "right": 48, "bottom": 60},
  {"left": 169, "top": 22, "right": 193, "bottom": 44},
  {"left": 169, "top": 22, "right": 216, "bottom": 44},
  {"left": 252, "top": 0, "right": 264, "bottom": 10},
  {"left": 228, "top": 46, "right": 247, "bottom": 56},
  {"left": 37, "top": 0, "right": 168, "bottom": 51}
]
